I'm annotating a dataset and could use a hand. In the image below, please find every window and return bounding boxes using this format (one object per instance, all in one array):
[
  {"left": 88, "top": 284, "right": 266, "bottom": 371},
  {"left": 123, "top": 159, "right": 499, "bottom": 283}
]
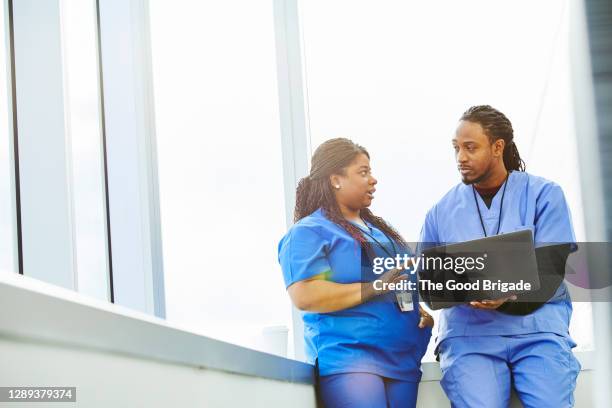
[
  {"left": 6, "top": 0, "right": 109, "bottom": 299},
  {"left": 0, "top": 0, "right": 16, "bottom": 275},
  {"left": 298, "top": 0, "right": 592, "bottom": 360},
  {"left": 149, "top": 0, "right": 292, "bottom": 355},
  {"left": 61, "top": 0, "right": 110, "bottom": 300}
]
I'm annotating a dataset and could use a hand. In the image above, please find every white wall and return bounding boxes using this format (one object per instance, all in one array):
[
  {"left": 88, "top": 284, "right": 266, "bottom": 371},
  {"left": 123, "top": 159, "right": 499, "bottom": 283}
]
[{"left": 0, "top": 338, "right": 316, "bottom": 408}]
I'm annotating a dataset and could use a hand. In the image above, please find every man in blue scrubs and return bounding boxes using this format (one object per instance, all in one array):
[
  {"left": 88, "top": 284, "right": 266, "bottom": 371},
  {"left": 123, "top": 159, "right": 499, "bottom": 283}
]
[{"left": 420, "top": 105, "right": 581, "bottom": 407}]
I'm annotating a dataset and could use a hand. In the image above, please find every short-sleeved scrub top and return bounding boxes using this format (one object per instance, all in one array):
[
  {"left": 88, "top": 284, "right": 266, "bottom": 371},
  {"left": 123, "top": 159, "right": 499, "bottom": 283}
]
[
  {"left": 278, "top": 208, "right": 432, "bottom": 381},
  {"left": 419, "top": 171, "right": 577, "bottom": 345}
]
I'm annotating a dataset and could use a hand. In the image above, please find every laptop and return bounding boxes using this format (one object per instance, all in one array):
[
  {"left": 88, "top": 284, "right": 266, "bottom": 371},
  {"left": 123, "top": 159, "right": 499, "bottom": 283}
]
[{"left": 418, "top": 229, "right": 541, "bottom": 310}]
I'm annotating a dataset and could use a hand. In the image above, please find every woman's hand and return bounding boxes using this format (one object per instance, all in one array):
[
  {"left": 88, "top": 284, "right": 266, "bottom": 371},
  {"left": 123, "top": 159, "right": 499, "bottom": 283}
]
[
  {"left": 378, "top": 266, "right": 408, "bottom": 291},
  {"left": 362, "top": 266, "right": 408, "bottom": 301},
  {"left": 418, "top": 306, "right": 434, "bottom": 328}
]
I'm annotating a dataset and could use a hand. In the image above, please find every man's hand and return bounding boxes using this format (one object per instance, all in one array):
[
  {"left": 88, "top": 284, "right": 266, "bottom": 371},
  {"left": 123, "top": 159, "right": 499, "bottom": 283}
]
[
  {"left": 418, "top": 305, "right": 434, "bottom": 328},
  {"left": 469, "top": 295, "right": 517, "bottom": 310}
]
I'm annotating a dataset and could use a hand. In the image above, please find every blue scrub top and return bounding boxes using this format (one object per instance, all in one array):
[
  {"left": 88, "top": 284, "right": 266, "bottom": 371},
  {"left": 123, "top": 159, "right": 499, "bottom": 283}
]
[
  {"left": 278, "top": 208, "right": 432, "bottom": 381},
  {"left": 419, "top": 171, "right": 576, "bottom": 344}
]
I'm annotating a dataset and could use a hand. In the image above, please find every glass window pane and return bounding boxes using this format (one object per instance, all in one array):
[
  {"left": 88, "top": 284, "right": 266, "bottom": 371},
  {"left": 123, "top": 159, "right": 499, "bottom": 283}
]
[
  {"left": 298, "top": 0, "right": 592, "bottom": 360},
  {"left": 149, "top": 0, "right": 291, "bottom": 355},
  {"left": 7, "top": 0, "right": 109, "bottom": 295},
  {"left": 61, "top": 0, "right": 110, "bottom": 300},
  {"left": 0, "top": 1, "right": 17, "bottom": 275}
]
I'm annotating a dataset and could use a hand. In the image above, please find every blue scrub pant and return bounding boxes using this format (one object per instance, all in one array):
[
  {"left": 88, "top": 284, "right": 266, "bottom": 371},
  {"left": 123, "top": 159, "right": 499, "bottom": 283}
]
[
  {"left": 319, "top": 373, "right": 418, "bottom": 408},
  {"left": 438, "top": 333, "right": 581, "bottom": 408}
]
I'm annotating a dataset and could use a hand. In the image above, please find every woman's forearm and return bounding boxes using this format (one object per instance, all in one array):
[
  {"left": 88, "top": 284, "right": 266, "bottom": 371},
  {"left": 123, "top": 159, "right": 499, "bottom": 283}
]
[{"left": 288, "top": 278, "right": 380, "bottom": 313}]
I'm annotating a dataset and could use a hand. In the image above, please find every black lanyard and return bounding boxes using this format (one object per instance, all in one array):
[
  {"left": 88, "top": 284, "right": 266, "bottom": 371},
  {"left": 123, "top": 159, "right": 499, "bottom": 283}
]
[
  {"left": 354, "top": 221, "right": 398, "bottom": 258},
  {"left": 472, "top": 173, "right": 509, "bottom": 237}
]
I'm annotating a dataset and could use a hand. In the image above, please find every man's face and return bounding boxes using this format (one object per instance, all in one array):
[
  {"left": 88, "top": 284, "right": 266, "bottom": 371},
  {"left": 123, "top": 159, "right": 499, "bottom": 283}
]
[{"left": 452, "top": 120, "right": 500, "bottom": 184}]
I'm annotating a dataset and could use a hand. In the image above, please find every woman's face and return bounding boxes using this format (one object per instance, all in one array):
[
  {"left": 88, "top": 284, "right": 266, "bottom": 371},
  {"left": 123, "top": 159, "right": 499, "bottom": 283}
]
[{"left": 330, "top": 153, "right": 378, "bottom": 211}]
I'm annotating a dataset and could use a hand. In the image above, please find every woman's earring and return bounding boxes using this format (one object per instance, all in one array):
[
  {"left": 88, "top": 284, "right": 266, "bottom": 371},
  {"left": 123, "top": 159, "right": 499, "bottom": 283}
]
[{"left": 335, "top": 185, "right": 341, "bottom": 189}]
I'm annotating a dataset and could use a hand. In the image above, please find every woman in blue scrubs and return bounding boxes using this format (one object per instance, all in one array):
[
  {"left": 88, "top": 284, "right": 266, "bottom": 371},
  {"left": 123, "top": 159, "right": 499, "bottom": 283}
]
[
  {"left": 278, "top": 138, "right": 433, "bottom": 408},
  {"left": 421, "top": 105, "right": 581, "bottom": 408}
]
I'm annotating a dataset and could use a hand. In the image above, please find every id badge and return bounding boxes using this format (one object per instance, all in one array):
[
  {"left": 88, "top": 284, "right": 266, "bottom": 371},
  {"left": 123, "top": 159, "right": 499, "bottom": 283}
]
[{"left": 396, "top": 291, "right": 413, "bottom": 312}]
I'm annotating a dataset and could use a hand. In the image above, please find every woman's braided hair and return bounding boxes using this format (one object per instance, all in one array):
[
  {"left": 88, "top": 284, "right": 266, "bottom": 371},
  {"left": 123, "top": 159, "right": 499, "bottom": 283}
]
[
  {"left": 460, "top": 105, "right": 526, "bottom": 172},
  {"left": 294, "top": 138, "right": 406, "bottom": 254}
]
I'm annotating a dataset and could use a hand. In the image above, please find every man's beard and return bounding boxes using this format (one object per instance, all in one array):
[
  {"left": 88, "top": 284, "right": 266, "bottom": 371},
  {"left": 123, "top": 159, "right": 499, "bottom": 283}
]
[
  {"left": 461, "top": 160, "right": 495, "bottom": 185},
  {"left": 461, "top": 171, "right": 488, "bottom": 185}
]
